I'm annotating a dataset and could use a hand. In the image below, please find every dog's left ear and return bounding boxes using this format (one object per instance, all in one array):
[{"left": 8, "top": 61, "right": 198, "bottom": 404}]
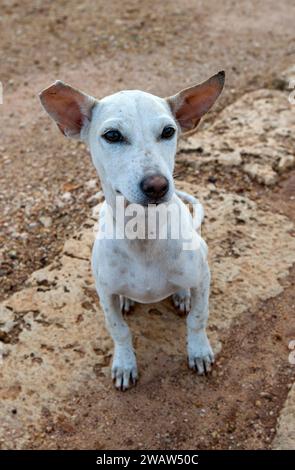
[
  {"left": 167, "top": 71, "right": 225, "bottom": 132},
  {"left": 39, "top": 81, "right": 96, "bottom": 139}
]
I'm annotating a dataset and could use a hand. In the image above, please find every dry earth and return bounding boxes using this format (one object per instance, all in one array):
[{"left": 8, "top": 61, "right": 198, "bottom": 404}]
[
  {"left": 0, "top": 0, "right": 295, "bottom": 450},
  {"left": 1, "top": 88, "right": 295, "bottom": 450}
]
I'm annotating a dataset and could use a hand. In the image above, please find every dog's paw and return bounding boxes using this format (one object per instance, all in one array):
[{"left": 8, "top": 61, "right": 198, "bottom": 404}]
[
  {"left": 187, "top": 330, "right": 214, "bottom": 375},
  {"left": 172, "top": 289, "right": 191, "bottom": 314},
  {"left": 120, "top": 296, "right": 135, "bottom": 314},
  {"left": 112, "top": 346, "right": 138, "bottom": 391}
]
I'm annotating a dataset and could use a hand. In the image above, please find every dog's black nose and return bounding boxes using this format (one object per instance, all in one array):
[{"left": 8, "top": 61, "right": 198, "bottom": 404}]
[{"left": 140, "top": 174, "right": 169, "bottom": 200}]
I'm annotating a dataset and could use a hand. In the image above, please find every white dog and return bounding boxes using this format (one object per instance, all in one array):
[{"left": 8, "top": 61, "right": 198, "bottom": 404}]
[{"left": 39, "top": 71, "right": 225, "bottom": 390}]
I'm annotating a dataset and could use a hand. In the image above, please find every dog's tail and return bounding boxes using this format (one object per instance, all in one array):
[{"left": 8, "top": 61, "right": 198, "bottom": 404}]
[{"left": 175, "top": 190, "right": 204, "bottom": 232}]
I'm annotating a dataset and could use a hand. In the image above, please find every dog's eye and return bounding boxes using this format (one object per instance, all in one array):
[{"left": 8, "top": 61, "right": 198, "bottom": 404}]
[
  {"left": 161, "top": 126, "right": 176, "bottom": 139},
  {"left": 102, "top": 129, "right": 124, "bottom": 143}
]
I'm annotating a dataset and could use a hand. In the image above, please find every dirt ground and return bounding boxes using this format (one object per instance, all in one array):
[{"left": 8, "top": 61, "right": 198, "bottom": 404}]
[{"left": 0, "top": 0, "right": 295, "bottom": 450}]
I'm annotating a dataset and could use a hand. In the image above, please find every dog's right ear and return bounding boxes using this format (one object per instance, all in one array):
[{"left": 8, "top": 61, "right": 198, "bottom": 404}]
[{"left": 39, "top": 81, "right": 96, "bottom": 139}]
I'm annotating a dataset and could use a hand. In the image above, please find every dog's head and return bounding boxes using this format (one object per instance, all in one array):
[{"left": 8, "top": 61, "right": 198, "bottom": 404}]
[{"left": 39, "top": 72, "right": 224, "bottom": 205}]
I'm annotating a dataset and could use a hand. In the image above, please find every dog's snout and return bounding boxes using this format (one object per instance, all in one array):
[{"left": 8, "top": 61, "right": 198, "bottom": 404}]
[{"left": 140, "top": 174, "right": 169, "bottom": 201}]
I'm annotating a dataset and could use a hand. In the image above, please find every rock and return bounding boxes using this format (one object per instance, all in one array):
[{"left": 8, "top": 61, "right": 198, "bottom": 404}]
[
  {"left": 39, "top": 216, "right": 52, "bottom": 228},
  {"left": 272, "top": 383, "right": 295, "bottom": 449},
  {"left": 218, "top": 150, "right": 242, "bottom": 167},
  {"left": 28, "top": 222, "right": 39, "bottom": 230},
  {"left": 277, "top": 155, "right": 295, "bottom": 174},
  {"left": 31, "top": 271, "right": 50, "bottom": 286},
  {"left": 8, "top": 250, "right": 18, "bottom": 260},
  {"left": 280, "top": 65, "right": 295, "bottom": 91},
  {"left": 260, "top": 391, "right": 273, "bottom": 400},
  {"left": 179, "top": 89, "right": 295, "bottom": 183},
  {"left": 61, "top": 192, "right": 73, "bottom": 203},
  {"left": 91, "top": 203, "right": 101, "bottom": 221},
  {"left": 243, "top": 163, "right": 278, "bottom": 186},
  {"left": 63, "top": 182, "right": 82, "bottom": 192},
  {"left": 51, "top": 57, "right": 60, "bottom": 66},
  {"left": 85, "top": 179, "right": 98, "bottom": 190},
  {"left": 87, "top": 192, "right": 103, "bottom": 206},
  {"left": 63, "top": 230, "right": 94, "bottom": 259},
  {"left": 54, "top": 197, "right": 65, "bottom": 209}
]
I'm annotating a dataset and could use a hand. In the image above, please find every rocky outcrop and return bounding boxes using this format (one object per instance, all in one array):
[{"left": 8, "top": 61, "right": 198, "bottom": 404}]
[{"left": 179, "top": 89, "right": 295, "bottom": 185}]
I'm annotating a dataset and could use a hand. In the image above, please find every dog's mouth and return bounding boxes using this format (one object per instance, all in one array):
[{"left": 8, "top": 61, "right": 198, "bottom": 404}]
[
  {"left": 115, "top": 189, "right": 172, "bottom": 207},
  {"left": 141, "top": 198, "right": 170, "bottom": 207}
]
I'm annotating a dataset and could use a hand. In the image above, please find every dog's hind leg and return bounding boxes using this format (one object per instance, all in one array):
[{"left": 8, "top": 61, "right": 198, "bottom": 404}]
[
  {"left": 98, "top": 289, "right": 138, "bottom": 390},
  {"left": 172, "top": 288, "right": 191, "bottom": 314},
  {"left": 120, "top": 296, "right": 135, "bottom": 314},
  {"left": 186, "top": 263, "right": 214, "bottom": 375}
]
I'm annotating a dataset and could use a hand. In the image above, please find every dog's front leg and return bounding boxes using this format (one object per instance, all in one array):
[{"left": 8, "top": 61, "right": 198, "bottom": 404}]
[
  {"left": 98, "top": 289, "right": 138, "bottom": 390},
  {"left": 187, "top": 264, "right": 214, "bottom": 375}
]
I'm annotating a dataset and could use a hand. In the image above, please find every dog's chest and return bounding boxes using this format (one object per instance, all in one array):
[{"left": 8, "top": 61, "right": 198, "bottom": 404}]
[{"left": 95, "top": 238, "right": 203, "bottom": 303}]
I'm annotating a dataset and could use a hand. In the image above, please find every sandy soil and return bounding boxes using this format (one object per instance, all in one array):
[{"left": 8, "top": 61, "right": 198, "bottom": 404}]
[{"left": 0, "top": 0, "right": 295, "bottom": 450}]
